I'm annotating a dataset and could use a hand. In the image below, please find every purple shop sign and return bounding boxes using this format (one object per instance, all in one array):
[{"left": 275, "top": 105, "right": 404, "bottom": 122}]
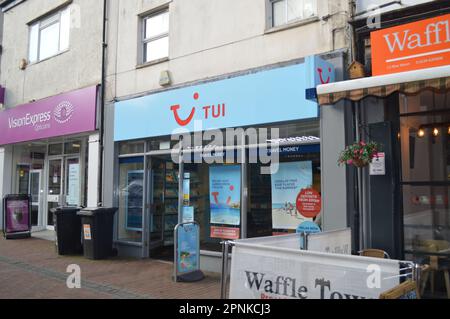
[
  {"left": 0, "top": 85, "right": 98, "bottom": 145},
  {"left": 6, "top": 199, "right": 30, "bottom": 233}
]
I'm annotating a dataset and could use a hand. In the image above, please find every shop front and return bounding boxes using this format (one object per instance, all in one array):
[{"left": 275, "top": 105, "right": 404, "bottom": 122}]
[
  {"left": 111, "top": 56, "right": 337, "bottom": 270},
  {"left": 317, "top": 13, "right": 450, "bottom": 298},
  {"left": 0, "top": 86, "right": 99, "bottom": 232}
]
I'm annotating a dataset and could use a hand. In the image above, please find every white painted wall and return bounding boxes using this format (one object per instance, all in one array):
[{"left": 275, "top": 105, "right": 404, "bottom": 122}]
[
  {"left": 0, "top": 0, "right": 103, "bottom": 108},
  {"left": 106, "top": 0, "right": 351, "bottom": 101},
  {"left": 0, "top": 146, "right": 13, "bottom": 229},
  {"left": 87, "top": 133, "right": 100, "bottom": 207}
]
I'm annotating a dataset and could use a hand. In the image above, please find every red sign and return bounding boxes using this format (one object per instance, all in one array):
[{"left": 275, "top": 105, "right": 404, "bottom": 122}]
[
  {"left": 296, "top": 189, "right": 322, "bottom": 219},
  {"left": 210, "top": 226, "right": 240, "bottom": 240},
  {"left": 371, "top": 14, "right": 450, "bottom": 76}
]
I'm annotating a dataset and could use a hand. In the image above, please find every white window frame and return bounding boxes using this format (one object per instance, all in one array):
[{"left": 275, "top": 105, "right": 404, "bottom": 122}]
[
  {"left": 269, "top": 0, "right": 318, "bottom": 28},
  {"left": 28, "top": 6, "right": 71, "bottom": 64},
  {"left": 141, "top": 9, "right": 170, "bottom": 65}
]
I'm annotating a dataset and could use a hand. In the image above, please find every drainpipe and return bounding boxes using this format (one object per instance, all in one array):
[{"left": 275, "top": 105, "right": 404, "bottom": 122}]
[
  {"left": 348, "top": 0, "right": 356, "bottom": 64},
  {"left": 98, "top": 0, "right": 108, "bottom": 206}
]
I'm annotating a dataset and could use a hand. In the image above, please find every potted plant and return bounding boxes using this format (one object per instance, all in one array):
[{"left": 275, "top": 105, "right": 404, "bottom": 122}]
[{"left": 338, "top": 141, "right": 380, "bottom": 168}]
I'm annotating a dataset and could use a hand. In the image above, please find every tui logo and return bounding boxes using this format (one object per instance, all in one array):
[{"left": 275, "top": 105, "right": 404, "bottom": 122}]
[{"left": 317, "top": 67, "right": 332, "bottom": 84}]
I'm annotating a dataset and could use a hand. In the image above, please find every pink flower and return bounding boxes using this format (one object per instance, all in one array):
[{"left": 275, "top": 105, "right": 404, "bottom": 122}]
[{"left": 347, "top": 160, "right": 353, "bottom": 165}]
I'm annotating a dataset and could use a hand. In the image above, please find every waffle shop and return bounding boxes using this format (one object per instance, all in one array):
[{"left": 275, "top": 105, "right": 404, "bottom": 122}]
[{"left": 109, "top": 56, "right": 336, "bottom": 271}]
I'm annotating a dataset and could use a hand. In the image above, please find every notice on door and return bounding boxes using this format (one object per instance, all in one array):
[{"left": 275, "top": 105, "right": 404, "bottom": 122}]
[
  {"left": 67, "top": 163, "right": 80, "bottom": 205},
  {"left": 370, "top": 153, "right": 386, "bottom": 176}
]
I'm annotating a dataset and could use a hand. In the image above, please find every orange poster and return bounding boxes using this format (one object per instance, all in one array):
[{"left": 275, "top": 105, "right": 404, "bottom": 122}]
[
  {"left": 371, "top": 14, "right": 450, "bottom": 76},
  {"left": 210, "top": 226, "right": 240, "bottom": 240}
]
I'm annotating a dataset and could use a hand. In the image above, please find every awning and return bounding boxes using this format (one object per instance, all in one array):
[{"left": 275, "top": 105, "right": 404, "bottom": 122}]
[{"left": 317, "top": 65, "right": 450, "bottom": 106}]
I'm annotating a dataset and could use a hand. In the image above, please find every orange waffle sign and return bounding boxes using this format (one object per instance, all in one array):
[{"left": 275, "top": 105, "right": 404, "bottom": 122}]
[{"left": 371, "top": 14, "right": 450, "bottom": 76}]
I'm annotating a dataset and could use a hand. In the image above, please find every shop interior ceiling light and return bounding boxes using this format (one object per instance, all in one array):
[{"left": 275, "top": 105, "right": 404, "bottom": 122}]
[
  {"left": 433, "top": 128, "right": 440, "bottom": 137},
  {"left": 417, "top": 128, "right": 426, "bottom": 138}
]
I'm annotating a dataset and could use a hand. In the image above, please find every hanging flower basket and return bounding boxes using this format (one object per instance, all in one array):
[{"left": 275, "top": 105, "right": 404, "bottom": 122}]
[{"left": 338, "top": 141, "right": 380, "bottom": 168}]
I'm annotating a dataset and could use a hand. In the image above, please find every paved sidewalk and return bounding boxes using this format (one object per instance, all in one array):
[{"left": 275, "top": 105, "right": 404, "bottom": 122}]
[{"left": 0, "top": 237, "right": 221, "bottom": 299}]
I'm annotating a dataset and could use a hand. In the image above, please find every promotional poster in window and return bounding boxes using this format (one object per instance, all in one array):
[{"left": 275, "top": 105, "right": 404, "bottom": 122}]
[
  {"left": 209, "top": 165, "right": 241, "bottom": 226},
  {"left": 271, "top": 161, "right": 314, "bottom": 230}
]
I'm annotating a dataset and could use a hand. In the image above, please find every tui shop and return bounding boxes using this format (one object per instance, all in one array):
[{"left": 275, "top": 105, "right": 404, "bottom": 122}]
[{"left": 105, "top": 55, "right": 343, "bottom": 272}]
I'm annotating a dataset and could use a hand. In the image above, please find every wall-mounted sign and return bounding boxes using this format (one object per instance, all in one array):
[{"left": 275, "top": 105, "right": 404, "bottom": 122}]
[
  {"left": 370, "top": 152, "right": 386, "bottom": 176},
  {"left": 114, "top": 62, "right": 320, "bottom": 141},
  {"left": 0, "top": 86, "right": 98, "bottom": 145},
  {"left": 305, "top": 56, "right": 336, "bottom": 101},
  {"left": 371, "top": 14, "right": 450, "bottom": 76}
]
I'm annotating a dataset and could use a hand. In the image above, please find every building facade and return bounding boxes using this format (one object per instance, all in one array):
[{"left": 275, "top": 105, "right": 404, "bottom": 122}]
[
  {"left": 318, "top": 0, "right": 450, "bottom": 298},
  {"left": 102, "top": 0, "right": 353, "bottom": 271},
  {"left": 0, "top": 0, "right": 104, "bottom": 231}
]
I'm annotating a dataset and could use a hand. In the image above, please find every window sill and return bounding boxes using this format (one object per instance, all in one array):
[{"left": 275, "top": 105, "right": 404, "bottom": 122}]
[
  {"left": 200, "top": 250, "right": 225, "bottom": 258},
  {"left": 136, "top": 57, "right": 169, "bottom": 69},
  {"left": 114, "top": 240, "right": 143, "bottom": 247},
  {"left": 27, "top": 49, "right": 70, "bottom": 68},
  {"left": 265, "top": 16, "right": 320, "bottom": 35}
]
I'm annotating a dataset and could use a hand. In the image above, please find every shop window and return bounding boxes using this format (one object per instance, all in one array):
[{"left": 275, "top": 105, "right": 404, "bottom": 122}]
[
  {"left": 64, "top": 141, "right": 82, "bottom": 154},
  {"left": 141, "top": 9, "right": 169, "bottom": 64},
  {"left": 269, "top": 0, "right": 317, "bottom": 28},
  {"left": 399, "top": 91, "right": 450, "bottom": 298},
  {"left": 48, "top": 143, "right": 63, "bottom": 156},
  {"left": 28, "top": 6, "right": 71, "bottom": 63},
  {"left": 119, "top": 141, "right": 145, "bottom": 155},
  {"left": 184, "top": 155, "right": 241, "bottom": 252},
  {"left": 147, "top": 137, "right": 179, "bottom": 152},
  {"left": 118, "top": 157, "right": 144, "bottom": 243},
  {"left": 400, "top": 92, "right": 450, "bottom": 182},
  {"left": 17, "top": 165, "right": 31, "bottom": 194},
  {"left": 247, "top": 145, "right": 321, "bottom": 238}
]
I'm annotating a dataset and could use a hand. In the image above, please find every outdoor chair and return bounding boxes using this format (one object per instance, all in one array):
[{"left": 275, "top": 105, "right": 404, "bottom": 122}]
[
  {"left": 359, "top": 249, "right": 391, "bottom": 259},
  {"left": 416, "top": 240, "right": 450, "bottom": 299}
]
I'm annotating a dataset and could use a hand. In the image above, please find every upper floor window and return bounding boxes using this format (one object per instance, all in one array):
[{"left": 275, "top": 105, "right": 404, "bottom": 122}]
[
  {"left": 270, "top": 0, "right": 317, "bottom": 28},
  {"left": 142, "top": 9, "right": 169, "bottom": 64},
  {"left": 28, "top": 6, "right": 71, "bottom": 63}
]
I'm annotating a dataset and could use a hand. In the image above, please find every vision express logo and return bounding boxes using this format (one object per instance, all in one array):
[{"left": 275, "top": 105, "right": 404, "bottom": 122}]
[{"left": 7, "top": 101, "right": 75, "bottom": 129}]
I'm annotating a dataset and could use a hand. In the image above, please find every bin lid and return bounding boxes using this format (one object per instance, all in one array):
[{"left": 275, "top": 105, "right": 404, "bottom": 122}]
[
  {"left": 51, "top": 206, "right": 84, "bottom": 214},
  {"left": 77, "top": 207, "right": 118, "bottom": 216}
]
